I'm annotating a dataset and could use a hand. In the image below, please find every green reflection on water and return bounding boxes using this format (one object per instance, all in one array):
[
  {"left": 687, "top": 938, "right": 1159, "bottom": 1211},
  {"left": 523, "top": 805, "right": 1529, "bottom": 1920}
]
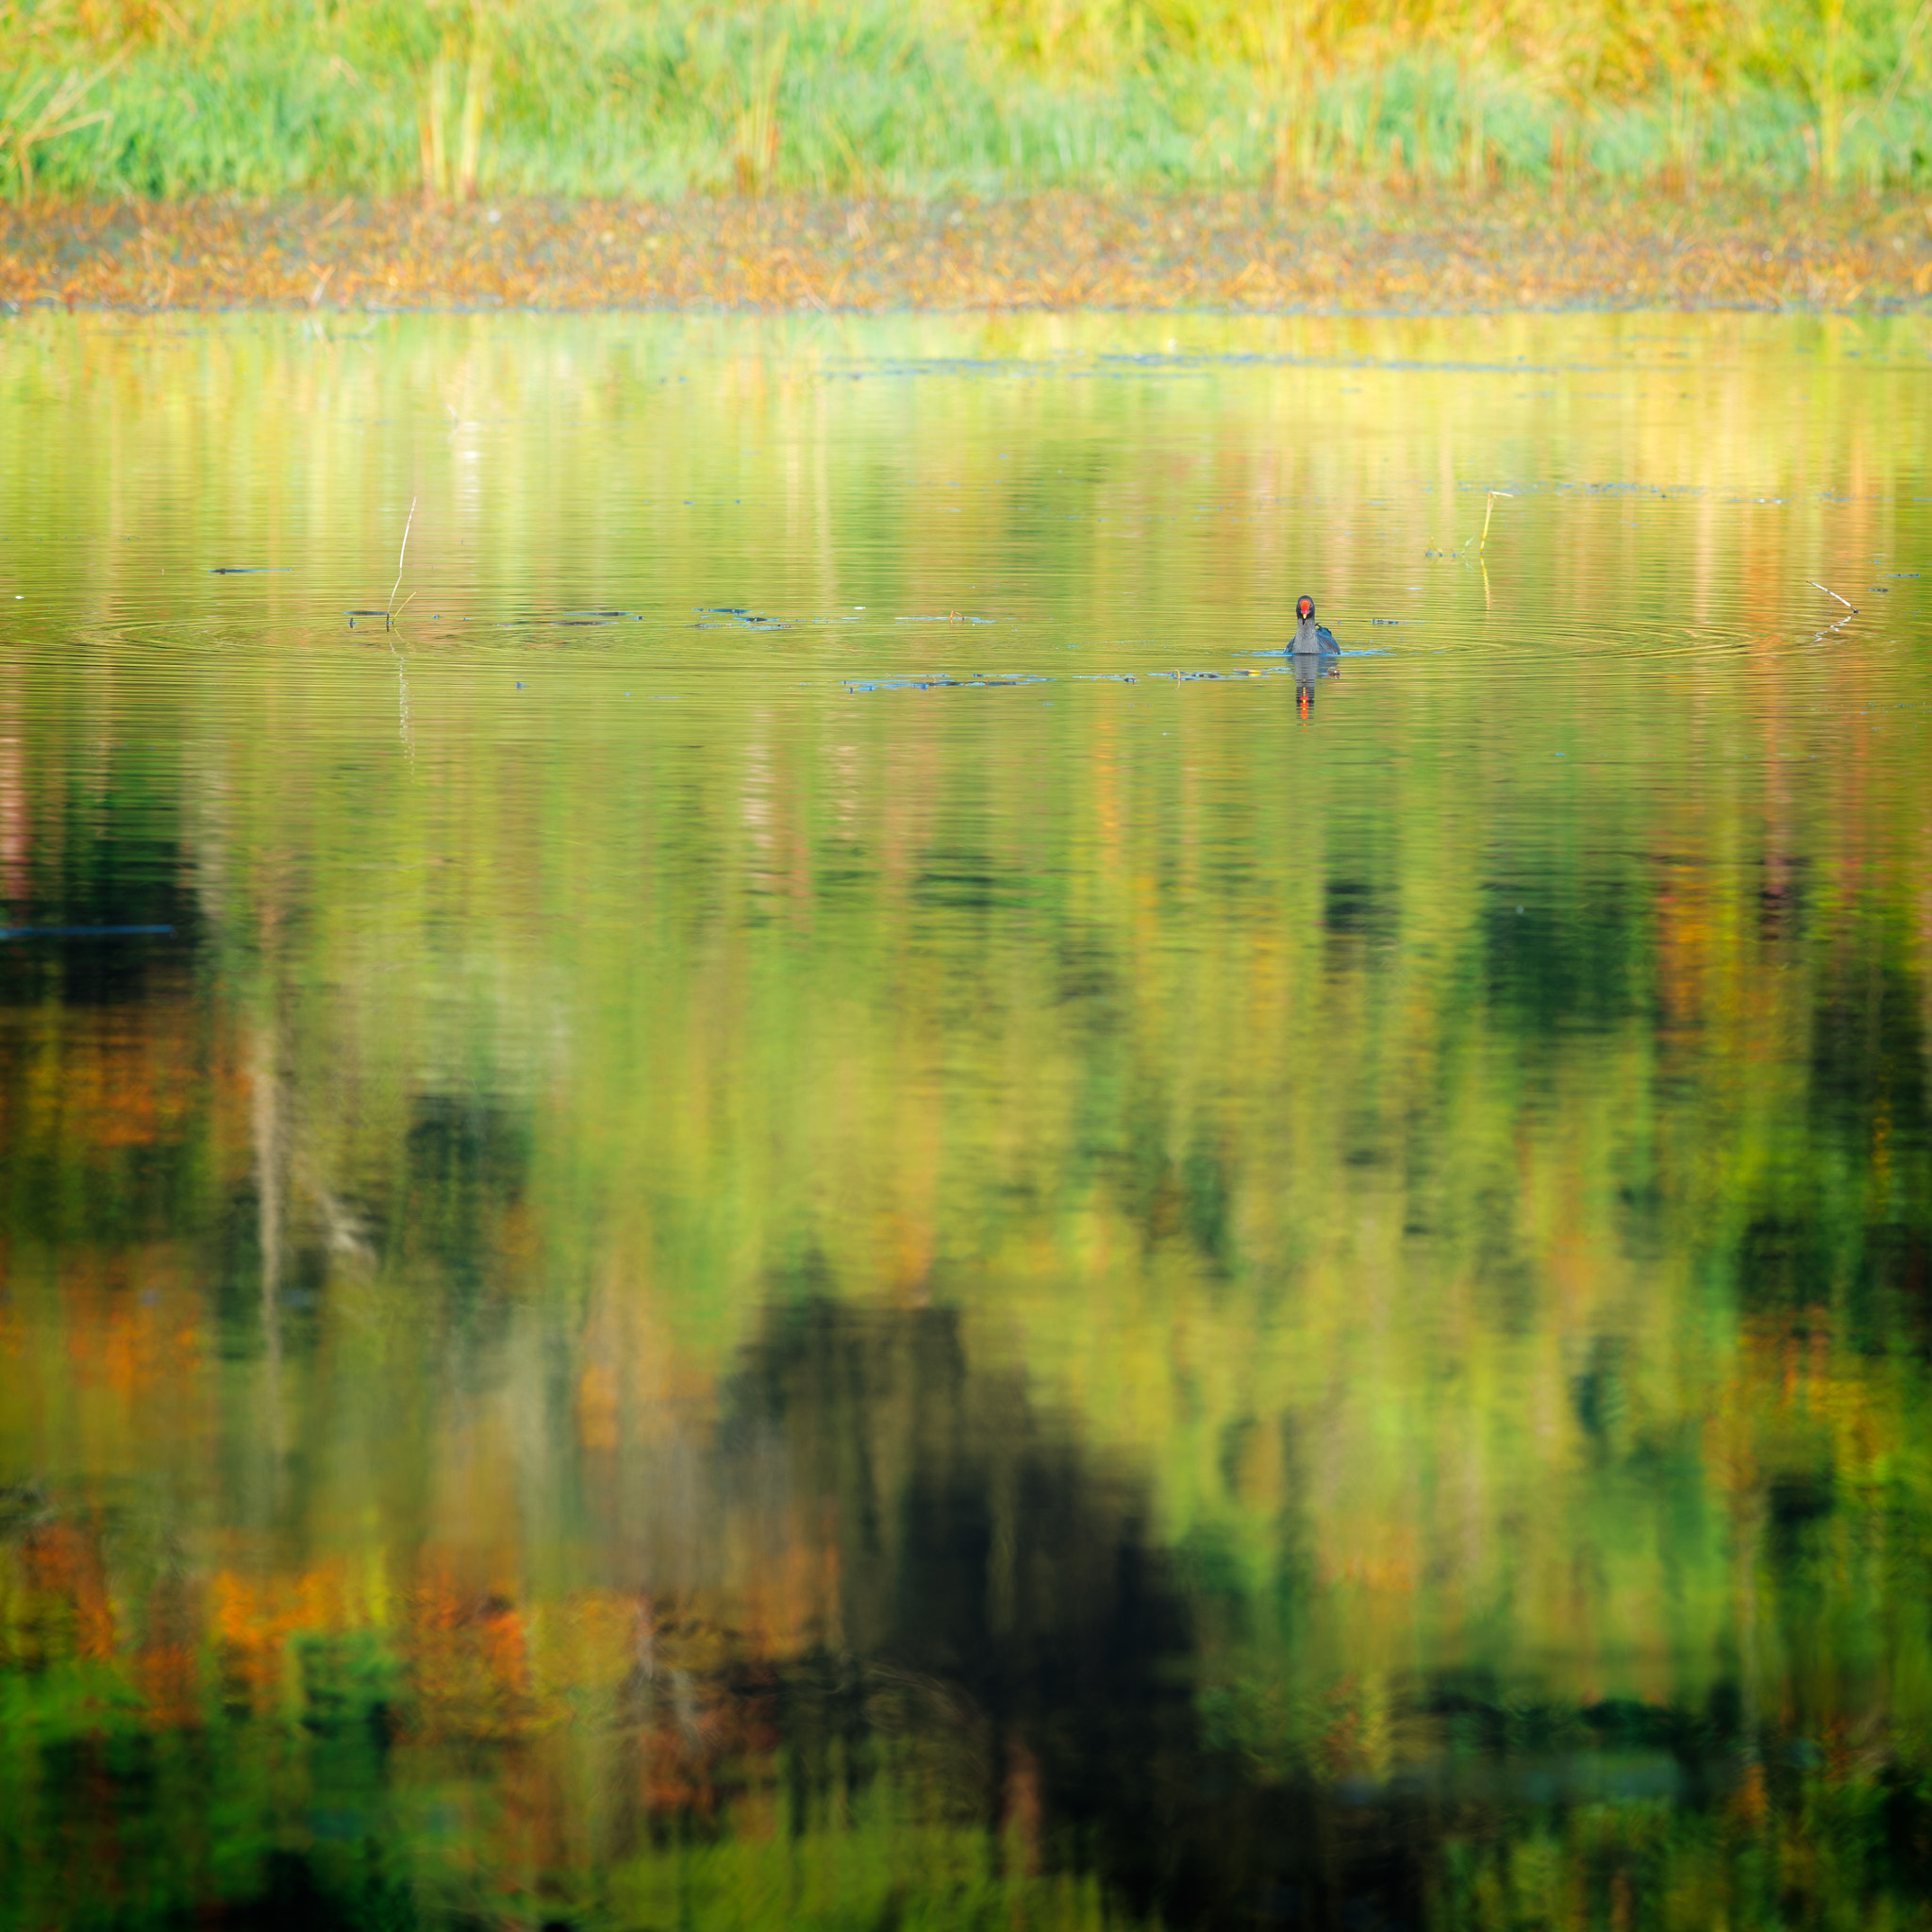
[{"left": 1, "top": 310, "right": 1930, "bottom": 1929}]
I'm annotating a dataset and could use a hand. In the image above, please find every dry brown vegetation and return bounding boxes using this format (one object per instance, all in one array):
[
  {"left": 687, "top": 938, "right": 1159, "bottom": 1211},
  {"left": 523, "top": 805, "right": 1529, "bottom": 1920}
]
[{"left": 5, "top": 188, "right": 1931, "bottom": 311}]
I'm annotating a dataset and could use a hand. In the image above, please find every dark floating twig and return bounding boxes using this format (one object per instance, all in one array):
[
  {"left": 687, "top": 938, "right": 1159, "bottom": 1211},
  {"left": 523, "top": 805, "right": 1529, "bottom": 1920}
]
[
  {"left": 845, "top": 674, "right": 1052, "bottom": 693},
  {"left": 345, "top": 607, "right": 651, "bottom": 631},
  {"left": 210, "top": 567, "right": 290, "bottom": 575},
  {"left": 696, "top": 607, "right": 790, "bottom": 630},
  {"left": 0, "top": 924, "right": 175, "bottom": 941}
]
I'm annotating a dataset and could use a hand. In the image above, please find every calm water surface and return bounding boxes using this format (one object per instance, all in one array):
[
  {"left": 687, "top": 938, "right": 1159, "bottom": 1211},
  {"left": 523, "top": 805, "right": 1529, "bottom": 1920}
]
[{"left": 3, "top": 308, "right": 1931, "bottom": 1930}]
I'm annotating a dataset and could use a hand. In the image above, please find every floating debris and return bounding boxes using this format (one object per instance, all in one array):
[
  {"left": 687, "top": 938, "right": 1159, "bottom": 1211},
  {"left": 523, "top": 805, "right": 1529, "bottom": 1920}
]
[
  {"left": 0, "top": 924, "right": 175, "bottom": 941},
  {"left": 844, "top": 673, "right": 1052, "bottom": 693},
  {"left": 1805, "top": 581, "right": 1859, "bottom": 644},
  {"left": 210, "top": 567, "right": 289, "bottom": 575},
  {"left": 695, "top": 607, "right": 790, "bottom": 630},
  {"left": 1162, "top": 668, "right": 1273, "bottom": 682}
]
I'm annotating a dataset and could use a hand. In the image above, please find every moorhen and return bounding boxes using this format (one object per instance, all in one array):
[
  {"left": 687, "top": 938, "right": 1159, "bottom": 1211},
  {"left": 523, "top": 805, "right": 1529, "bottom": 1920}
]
[{"left": 1292, "top": 595, "right": 1339, "bottom": 655}]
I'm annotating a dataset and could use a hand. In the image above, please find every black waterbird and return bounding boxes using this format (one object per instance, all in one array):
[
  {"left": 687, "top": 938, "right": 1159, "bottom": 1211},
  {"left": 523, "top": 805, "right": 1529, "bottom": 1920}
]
[
  {"left": 1292, "top": 594, "right": 1339, "bottom": 656},
  {"left": 1292, "top": 594, "right": 1339, "bottom": 715}
]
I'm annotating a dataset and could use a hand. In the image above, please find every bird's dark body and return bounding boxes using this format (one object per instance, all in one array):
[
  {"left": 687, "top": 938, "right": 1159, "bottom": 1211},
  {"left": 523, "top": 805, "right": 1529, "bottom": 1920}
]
[{"left": 1291, "top": 595, "right": 1339, "bottom": 657}]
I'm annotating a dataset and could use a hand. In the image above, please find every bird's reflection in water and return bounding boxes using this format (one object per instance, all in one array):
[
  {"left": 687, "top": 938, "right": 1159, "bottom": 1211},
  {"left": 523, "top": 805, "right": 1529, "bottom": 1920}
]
[
  {"left": 1293, "top": 647, "right": 1340, "bottom": 714},
  {"left": 1290, "top": 596, "right": 1341, "bottom": 717}
]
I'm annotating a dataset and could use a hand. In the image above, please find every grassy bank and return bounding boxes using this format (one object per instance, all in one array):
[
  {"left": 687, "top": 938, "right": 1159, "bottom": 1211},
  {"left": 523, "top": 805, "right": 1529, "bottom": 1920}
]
[{"left": 3, "top": 0, "right": 1930, "bottom": 204}]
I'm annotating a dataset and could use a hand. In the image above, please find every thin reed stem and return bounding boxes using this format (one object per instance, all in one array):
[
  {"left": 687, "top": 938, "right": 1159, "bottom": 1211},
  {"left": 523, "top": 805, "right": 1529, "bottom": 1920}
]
[{"left": 388, "top": 497, "right": 416, "bottom": 625}]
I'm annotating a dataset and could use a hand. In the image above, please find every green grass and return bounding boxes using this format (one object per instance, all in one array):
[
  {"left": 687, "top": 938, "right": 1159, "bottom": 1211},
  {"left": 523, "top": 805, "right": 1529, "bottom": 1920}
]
[{"left": 2, "top": 0, "right": 1929, "bottom": 202}]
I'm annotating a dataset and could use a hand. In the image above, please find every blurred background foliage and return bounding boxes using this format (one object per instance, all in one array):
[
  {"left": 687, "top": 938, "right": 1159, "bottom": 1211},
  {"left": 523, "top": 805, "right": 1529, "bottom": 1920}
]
[{"left": 1, "top": 0, "right": 1929, "bottom": 203}]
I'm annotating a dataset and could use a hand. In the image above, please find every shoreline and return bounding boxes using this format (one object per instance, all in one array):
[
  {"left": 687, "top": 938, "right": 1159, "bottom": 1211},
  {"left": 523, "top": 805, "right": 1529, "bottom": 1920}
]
[{"left": 5, "top": 191, "right": 1930, "bottom": 315}]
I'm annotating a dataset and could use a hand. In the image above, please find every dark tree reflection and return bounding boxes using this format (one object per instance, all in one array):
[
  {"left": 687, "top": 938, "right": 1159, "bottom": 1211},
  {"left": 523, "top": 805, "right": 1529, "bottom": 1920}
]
[{"left": 721, "top": 1299, "right": 1432, "bottom": 1930}]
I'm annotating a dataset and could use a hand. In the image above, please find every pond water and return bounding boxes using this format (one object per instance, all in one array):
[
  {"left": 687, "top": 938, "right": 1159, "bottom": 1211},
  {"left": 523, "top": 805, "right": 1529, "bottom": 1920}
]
[{"left": 2, "top": 308, "right": 1930, "bottom": 1930}]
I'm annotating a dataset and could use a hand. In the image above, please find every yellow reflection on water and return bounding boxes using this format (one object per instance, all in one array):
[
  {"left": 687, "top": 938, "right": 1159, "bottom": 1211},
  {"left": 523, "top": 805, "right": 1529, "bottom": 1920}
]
[{"left": 1, "top": 308, "right": 1929, "bottom": 1928}]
